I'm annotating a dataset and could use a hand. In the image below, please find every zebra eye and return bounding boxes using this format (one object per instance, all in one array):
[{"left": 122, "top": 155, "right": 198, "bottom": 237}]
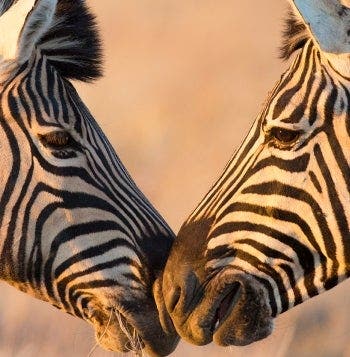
[
  {"left": 39, "top": 131, "right": 74, "bottom": 149},
  {"left": 270, "top": 127, "right": 300, "bottom": 147}
]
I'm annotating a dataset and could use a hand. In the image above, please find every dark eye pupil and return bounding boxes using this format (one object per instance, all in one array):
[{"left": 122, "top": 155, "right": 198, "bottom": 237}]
[{"left": 272, "top": 128, "right": 299, "bottom": 144}]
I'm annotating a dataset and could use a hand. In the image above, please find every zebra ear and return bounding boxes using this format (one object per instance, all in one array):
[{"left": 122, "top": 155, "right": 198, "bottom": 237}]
[
  {"left": 290, "top": 0, "right": 350, "bottom": 54},
  {"left": 290, "top": 0, "right": 350, "bottom": 75},
  {"left": 0, "top": 0, "right": 57, "bottom": 64}
]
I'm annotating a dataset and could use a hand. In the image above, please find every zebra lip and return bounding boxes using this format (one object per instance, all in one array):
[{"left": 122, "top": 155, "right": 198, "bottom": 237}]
[{"left": 211, "top": 282, "right": 241, "bottom": 333}]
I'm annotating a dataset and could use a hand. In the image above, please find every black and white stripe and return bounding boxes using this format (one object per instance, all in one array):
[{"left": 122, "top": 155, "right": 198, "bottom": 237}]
[
  {"left": 0, "top": 1, "right": 178, "bottom": 355},
  {"left": 189, "top": 39, "right": 350, "bottom": 315},
  {"left": 161, "top": 1, "right": 350, "bottom": 347}
]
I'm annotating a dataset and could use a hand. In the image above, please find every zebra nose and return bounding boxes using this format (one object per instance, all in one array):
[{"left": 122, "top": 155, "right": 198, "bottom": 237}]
[{"left": 161, "top": 217, "right": 214, "bottom": 317}]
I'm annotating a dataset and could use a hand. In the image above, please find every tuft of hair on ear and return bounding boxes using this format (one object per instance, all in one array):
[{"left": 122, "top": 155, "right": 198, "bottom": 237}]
[
  {"left": 279, "top": 8, "right": 310, "bottom": 61},
  {"left": 38, "top": 0, "right": 103, "bottom": 82}
]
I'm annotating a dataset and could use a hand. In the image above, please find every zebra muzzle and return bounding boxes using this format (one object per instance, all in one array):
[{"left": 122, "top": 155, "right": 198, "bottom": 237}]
[
  {"left": 86, "top": 300, "right": 178, "bottom": 357},
  {"left": 85, "top": 306, "right": 138, "bottom": 353}
]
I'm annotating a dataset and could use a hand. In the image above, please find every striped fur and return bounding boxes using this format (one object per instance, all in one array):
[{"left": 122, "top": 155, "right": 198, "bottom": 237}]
[
  {"left": 160, "top": 5, "right": 350, "bottom": 348},
  {"left": 0, "top": 1, "right": 178, "bottom": 355}
]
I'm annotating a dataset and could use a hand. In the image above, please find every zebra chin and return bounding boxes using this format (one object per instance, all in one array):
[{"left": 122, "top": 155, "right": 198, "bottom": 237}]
[
  {"left": 87, "top": 299, "right": 179, "bottom": 357},
  {"left": 164, "top": 268, "right": 274, "bottom": 347}
]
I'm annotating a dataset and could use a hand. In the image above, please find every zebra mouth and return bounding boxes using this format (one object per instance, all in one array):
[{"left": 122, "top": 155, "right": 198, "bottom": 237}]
[
  {"left": 96, "top": 308, "right": 145, "bottom": 354},
  {"left": 209, "top": 271, "right": 273, "bottom": 346},
  {"left": 210, "top": 282, "right": 241, "bottom": 334},
  {"left": 88, "top": 302, "right": 179, "bottom": 356}
]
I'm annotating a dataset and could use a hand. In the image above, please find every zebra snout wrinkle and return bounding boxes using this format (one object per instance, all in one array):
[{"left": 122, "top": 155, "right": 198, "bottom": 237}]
[{"left": 165, "top": 284, "right": 181, "bottom": 313}]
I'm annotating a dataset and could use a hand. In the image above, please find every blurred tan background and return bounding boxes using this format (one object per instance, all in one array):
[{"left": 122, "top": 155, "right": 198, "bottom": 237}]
[{"left": 1, "top": 1, "right": 350, "bottom": 356}]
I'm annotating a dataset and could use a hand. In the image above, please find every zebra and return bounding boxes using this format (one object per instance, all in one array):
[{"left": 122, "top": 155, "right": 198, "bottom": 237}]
[
  {"left": 157, "top": 0, "right": 350, "bottom": 348},
  {"left": 0, "top": 0, "right": 179, "bottom": 355}
]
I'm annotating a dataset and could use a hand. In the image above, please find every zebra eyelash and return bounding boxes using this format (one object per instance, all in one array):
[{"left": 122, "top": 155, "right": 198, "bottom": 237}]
[{"left": 39, "top": 130, "right": 79, "bottom": 152}]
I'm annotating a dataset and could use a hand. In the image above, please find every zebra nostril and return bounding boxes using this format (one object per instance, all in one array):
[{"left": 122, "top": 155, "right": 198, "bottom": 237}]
[
  {"left": 164, "top": 269, "right": 200, "bottom": 315},
  {"left": 167, "top": 286, "right": 181, "bottom": 313}
]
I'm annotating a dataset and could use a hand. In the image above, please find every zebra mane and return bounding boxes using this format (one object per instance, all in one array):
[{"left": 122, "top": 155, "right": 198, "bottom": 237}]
[
  {"left": 0, "top": 0, "right": 103, "bottom": 82},
  {"left": 279, "top": 8, "right": 310, "bottom": 60}
]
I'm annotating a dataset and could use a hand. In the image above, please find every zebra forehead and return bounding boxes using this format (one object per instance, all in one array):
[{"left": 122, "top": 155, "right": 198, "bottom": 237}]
[{"left": 1, "top": 0, "right": 102, "bottom": 82}]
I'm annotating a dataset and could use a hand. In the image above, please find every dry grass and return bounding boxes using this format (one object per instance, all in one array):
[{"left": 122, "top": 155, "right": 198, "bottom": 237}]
[
  {"left": 2, "top": 1, "right": 350, "bottom": 356},
  {"left": 88, "top": 309, "right": 114, "bottom": 357},
  {"left": 114, "top": 310, "right": 143, "bottom": 356}
]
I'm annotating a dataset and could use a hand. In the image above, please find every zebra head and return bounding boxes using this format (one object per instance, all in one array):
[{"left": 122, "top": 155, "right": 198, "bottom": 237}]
[
  {"left": 159, "top": 0, "right": 350, "bottom": 348},
  {"left": 0, "top": 0, "right": 178, "bottom": 355}
]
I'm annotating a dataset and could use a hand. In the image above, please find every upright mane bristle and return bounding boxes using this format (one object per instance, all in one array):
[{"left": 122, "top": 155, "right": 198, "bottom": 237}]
[
  {"left": 279, "top": 8, "right": 310, "bottom": 61},
  {"left": 0, "top": 0, "right": 103, "bottom": 82},
  {"left": 40, "top": 0, "right": 103, "bottom": 82}
]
